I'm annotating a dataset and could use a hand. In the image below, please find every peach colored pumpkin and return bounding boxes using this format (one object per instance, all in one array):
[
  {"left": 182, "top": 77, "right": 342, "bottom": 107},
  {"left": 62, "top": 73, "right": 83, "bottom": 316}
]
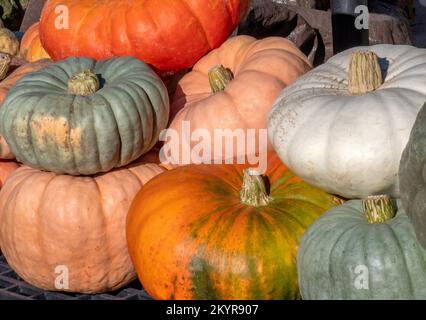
[
  {"left": 0, "top": 159, "right": 165, "bottom": 293},
  {"left": 20, "top": 22, "right": 50, "bottom": 62},
  {"left": 166, "top": 35, "right": 312, "bottom": 166}
]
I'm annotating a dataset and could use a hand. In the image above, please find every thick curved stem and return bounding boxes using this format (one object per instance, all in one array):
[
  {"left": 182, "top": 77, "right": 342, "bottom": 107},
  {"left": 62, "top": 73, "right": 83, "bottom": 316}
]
[{"left": 240, "top": 168, "right": 271, "bottom": 207}]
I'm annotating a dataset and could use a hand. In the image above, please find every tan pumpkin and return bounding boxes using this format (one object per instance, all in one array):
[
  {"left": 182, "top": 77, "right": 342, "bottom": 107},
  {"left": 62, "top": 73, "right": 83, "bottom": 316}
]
[
  {"left": 0, "top": 59, "right": 51, "bottom": 159},
  {"left": 166, "top": 35, "right": 311, "bottom": 165},
  {"left": 19, "top": 22, "right": 50, "bottom": 62},
  {"left": 0, "top": 28, "right": 19, "bottom": 57},
  {"left": 0, "top": 158, "right": 165, "bottom": 293}
]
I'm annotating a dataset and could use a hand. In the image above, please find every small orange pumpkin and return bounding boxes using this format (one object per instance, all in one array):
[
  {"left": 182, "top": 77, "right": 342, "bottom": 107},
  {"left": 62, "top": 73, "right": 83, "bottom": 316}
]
[{"left": 20, "top": 22, "right": 50, "bottom": 62}]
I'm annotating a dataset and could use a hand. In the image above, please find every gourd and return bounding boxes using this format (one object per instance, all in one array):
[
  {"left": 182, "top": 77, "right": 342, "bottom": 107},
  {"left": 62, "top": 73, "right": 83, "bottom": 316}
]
[
  {"left": 166, "top": 36, "right": 311, "bottom": 166},
  {"left": 0, "top": 56, "right": 169, "bottom": 175},
  {"left": 0, "top": 159, "right": 165, "bottom": 293},
  {"left": 298, "top": 195, "right": 426, "bottom": 299},
  {"left": 127, "top": 153, "right": 340, "bottom": 299},
  {"left": 268, "top": 45, "right": 426, "bottom": 199},
  {"left": 39, "top": 0, "right": 249, "bottom": 74}
]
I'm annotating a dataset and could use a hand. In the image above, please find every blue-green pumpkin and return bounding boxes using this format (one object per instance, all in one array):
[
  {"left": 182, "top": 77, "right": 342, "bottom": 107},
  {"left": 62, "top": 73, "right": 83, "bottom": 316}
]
[
  {"left": 297, "top": 196, "right": 426, "bottom": 299},
  {"left": 0, "top": 57, "right": 169, "bottom": 175}
]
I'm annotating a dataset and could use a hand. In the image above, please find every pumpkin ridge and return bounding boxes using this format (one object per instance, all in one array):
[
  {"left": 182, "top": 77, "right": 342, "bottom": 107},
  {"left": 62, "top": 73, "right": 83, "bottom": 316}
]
[
  {"left": 179, "top": 0, "right": 213, "bottom": 49},
  {"left": 386, "top": 222, "right": 415, "bottom": 296},
  {"left": 326, "top": 221, "right": 362, "bottom": 286}
]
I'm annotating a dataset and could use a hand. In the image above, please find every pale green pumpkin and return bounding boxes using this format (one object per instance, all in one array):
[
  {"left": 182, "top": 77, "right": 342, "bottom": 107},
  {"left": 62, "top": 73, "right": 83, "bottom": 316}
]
[
  {"left": 0, "top": 57, "right": 169, "bottom": 175},
  {"left": 297, "top": 196, "right": 426, "bottom": 300}
]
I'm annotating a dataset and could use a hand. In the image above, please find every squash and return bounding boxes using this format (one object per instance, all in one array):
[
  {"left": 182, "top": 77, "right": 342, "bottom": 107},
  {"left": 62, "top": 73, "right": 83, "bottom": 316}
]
[
  {"left": 166, "top": 36, "right": 311, "bottom": 166},
  {"left": 297, "top": 195, "right": 426, "bottom": 299},
  {"left": 19, "top": 22, "right": 50, "bottom": 62},
  {"left": 0, "top": 28, "right": 19, "bottom": 57},
  {"left": 0, "top": 56, "right": 169, "bottom": 175},
  {"left": 400, "top": 102, "right": 426, "bottom": 249},
  {"left": 0, "top": 59, "right": 51, "bottom": 159},
  {"left": 0, "top": 158, "right": 165, "bottom": 293},
  {"left": 39, "top": 0, "right": 249, "bottom": 74},
  {"left": 127, "top": 153, "right": 341, "bottom": 300},
  {"left": 268, "top": 45, "right": 426, "bottom": 199}
]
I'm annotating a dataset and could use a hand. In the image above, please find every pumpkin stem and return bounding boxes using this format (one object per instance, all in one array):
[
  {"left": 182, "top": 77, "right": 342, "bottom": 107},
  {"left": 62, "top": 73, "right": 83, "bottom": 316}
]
[
  {"left": 363, "top": 195, "right": 396, "bottom": 224},
  {"left": 68, "top": 69, "right": 100, "bottom": 96},
  {"left": 348, "top": 51, "right": 383, "bottom": 95},
  {"left": 0, "top": 52, "right": 10, "bottom": 81},
  {"left": 240, "top": 168, "right": 271, "bottom": 207},
  {"left": 208, "top": 65, "right": 234, "bottom": 93}
]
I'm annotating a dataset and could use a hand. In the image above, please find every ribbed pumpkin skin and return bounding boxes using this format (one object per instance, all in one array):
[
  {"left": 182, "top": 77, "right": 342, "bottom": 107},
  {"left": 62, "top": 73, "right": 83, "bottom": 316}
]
[
  {"left": 298, "top": 200, "right": 426, "bottom": 299},
  {"left": 0, "top": 57, "right": 169, "bottom": 175},
  {"left": 127, "top": 154, "right": 339, "bottom": 300},
  {"left": 0, "top": 161, "right": 165, "bottom": 293},
  {"left": 0, "top": 59, "right": 51, "bottom": 159},
  {"left": 400, "top": 103, "right": 426, "bottom": 249},
  {"left": 39, "top": 0, "right": 249, "bottom": 73},
  {"left": 20, "top": 22, "right": 50, "bottom": 62}
]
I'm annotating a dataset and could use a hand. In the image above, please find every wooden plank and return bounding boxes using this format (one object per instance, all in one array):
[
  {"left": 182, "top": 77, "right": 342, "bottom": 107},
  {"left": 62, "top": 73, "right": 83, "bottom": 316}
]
[{"left": 19, "top": 0, "right": 46, "bottom": 33}]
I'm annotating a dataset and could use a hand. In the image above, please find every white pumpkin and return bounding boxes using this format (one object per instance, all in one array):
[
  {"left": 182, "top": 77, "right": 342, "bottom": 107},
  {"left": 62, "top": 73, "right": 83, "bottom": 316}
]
[{"left": 268, "top": 45, "right": 426, "bottom": 199}]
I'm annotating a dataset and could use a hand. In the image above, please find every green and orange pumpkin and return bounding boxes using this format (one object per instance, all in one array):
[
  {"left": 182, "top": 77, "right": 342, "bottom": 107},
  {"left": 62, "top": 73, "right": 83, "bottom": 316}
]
[{"left": 127, "top": 153, "right": 341, "bottom": 299}]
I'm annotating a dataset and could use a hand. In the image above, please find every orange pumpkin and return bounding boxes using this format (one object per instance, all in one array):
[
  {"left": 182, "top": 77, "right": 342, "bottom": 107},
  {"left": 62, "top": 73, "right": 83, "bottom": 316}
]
[
  {"left": 0, "top": 158, "right": 165, "bottom": 293},
  {"left": 20, "top": 22, "right": 50, "bottom": 62},
  {"left": 39, "top": 0, "right": 249, "bottom": 74},
  {"left": 166, "top": 36, "right": 312, "bottom": 166},
  {"left": 127, "top": 153, "right": 341, "bottom": 299},
  {"left": 0, "top": 59, "right": 51, "bottom": 159}
]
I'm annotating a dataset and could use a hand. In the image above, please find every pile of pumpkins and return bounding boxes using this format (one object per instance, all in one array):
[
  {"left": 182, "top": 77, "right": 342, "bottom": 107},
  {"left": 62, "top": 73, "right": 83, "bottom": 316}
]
[{"left": 0, "top": 0, "right": 424, "bottom": 300}]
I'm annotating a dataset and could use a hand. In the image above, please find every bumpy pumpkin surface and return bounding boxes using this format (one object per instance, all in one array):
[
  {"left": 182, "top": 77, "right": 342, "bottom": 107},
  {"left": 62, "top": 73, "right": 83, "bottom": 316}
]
[
  {"left": 39, "top": 0, "right": 249, "bottom": 73},
  {"left": 269, "top": 45, "right": 426, "bottom": 199},
  {"left": 166, "top": 36, "right": 311, "bottom": 165},
  {"left": 400, "top": 102, "right": 426, "bottom": 249},
  {"left": 0, "top": 59, "right": 51, "bottom": 159},
  {"left": 20, "top": 22, "right": 50, "bottom": 62},
  {"left": 127, "top": 153, "right": 340, "bottom": 300},
  {"left": 298, "top": 198, "right": 426, "bottom": 299},
  {"left": 0, "top": 159, "right": 165, "bottom": 293},
  {"left": 0, "top": 57, "right": 169, "bottom": 175}
]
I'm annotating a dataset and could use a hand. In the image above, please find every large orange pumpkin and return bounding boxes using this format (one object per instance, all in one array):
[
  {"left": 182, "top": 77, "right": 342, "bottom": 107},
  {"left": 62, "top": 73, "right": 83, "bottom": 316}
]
[
  {"left": 165, "top": 36, "right": 312, "bottom": 166},
  {"left": 20, "top": 22, "right": 50, "bottom": 62},
  {"left": 39, "top": 0, "right": 249, "bottom": 74},
  {"left": 0, "top": 59, "right": 51, "bottom": 159},
  {"left": 127, "top": 153, "right": 341, "bottom": 300},
  {"left": 0, "top": 158, "right": 165, "bottom": 293}
]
